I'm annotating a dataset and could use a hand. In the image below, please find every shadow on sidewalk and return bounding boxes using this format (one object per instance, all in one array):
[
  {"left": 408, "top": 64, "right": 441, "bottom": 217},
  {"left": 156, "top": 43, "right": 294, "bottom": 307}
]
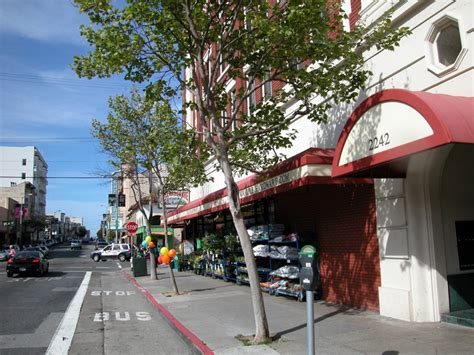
[
  {"left": 187, "top": 283, "right": 236, "bottom": 293},
  {"left": 275, "top": 305, "right": 363, "bottom": 337}
]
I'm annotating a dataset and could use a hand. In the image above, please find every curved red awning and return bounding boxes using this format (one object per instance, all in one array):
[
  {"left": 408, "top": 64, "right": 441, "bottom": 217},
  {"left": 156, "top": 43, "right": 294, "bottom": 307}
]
[{"left": 332, "top": 89, "right": 474, "bottom": 177}]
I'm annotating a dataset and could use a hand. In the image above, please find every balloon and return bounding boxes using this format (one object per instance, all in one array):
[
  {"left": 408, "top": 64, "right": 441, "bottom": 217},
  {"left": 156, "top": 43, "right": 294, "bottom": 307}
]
[
  {"left": 157, "top": 255, "right": 162, "bottom": 264},
  {"left": 141, "top": 241, "right": 148, "bottom": 248},
  {"left": 161, "top": 254, "right": 170, "bottom": 264},
  {"left": 168, "top": 249, "right": 176, "bottom": 259},
  {"left": 148, "top": 241, "right": 155, "bottom": 249},
  {"left": 145, "top": 236, "right": 151, "bottom": 243},
  {"left": 160, "top": 247, "right": 169, "bottom": 256}
]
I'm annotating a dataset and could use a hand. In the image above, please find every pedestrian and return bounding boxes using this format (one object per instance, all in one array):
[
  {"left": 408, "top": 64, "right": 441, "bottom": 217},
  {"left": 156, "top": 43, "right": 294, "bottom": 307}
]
[{"left": 8, "top": 245, "right": 16, "bottom": 259}]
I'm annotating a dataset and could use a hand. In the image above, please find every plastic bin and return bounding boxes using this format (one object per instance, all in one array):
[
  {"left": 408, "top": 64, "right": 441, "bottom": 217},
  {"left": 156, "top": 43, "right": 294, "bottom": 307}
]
[{"left": 132, "top": 257, "right": 147, "bottom": 277}]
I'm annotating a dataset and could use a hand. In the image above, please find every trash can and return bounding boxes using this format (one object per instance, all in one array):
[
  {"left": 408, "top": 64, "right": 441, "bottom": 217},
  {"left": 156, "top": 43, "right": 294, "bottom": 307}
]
[{"left": 132, "top": 257, "right": 147, "bottom": 277}]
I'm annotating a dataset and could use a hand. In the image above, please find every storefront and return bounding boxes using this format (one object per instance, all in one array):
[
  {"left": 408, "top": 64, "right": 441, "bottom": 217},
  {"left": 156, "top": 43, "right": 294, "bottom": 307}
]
[
  {"left": 167, "top": 148, "right": 381, "bottom": 310},
  {"left": 135, "top": 226, "right": 175, "bottom": 249},
  {"left": 332, "top": 89, "right": 474, "bottom": 322}
]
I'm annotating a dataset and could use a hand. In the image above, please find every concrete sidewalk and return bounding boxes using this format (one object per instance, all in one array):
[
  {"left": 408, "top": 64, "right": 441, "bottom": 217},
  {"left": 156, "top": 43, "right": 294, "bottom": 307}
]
[{"left": 125, "top": 266, "right": 474, "bottom": 355}]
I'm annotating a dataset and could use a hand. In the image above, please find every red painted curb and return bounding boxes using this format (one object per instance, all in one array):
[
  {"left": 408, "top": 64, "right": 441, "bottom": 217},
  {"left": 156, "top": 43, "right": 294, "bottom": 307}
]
[{"left": 122, "top": 270, "right": 214, "bottom": 355}]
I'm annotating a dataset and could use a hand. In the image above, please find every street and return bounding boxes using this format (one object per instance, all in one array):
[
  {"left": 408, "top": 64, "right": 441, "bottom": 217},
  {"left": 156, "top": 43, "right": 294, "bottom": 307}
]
[{"left": 0, "top": 243, "right": 195, "bottom": 355}]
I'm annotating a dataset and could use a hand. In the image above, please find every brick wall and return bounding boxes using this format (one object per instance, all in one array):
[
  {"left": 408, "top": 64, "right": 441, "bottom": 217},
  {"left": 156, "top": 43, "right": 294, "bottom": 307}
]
[{"left": 275, "top": 183, "right": 380, "bottom": 311}]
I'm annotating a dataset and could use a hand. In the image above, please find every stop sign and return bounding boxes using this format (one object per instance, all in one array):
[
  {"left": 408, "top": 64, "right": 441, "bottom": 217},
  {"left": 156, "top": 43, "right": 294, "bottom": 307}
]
[{"left": 125, "top": 221, "right": 138, "bottom": 234}]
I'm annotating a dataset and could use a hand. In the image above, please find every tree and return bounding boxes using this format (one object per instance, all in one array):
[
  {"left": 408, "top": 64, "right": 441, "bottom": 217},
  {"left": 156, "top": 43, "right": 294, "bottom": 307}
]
[
  {"left": 74, "top": 0, "right": 409, "bottom": 343},
  {"left": 91, "top": 88, "right": 208, "bottom": 287},
  {"left": 77, "top": 226, "right": 88, "bottom": 238}
]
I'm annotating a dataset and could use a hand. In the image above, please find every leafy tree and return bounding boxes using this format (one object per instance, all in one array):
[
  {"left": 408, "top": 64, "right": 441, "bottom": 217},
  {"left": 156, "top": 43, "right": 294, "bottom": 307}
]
[
  {"left": 77, "top": 226, "right": 88, "bottom": 237},
  {"left": 74, "top": 0, "right": 409, "bottom": 343},
  {"left": 92, "top": 88, "right": 207, "bottom": 288}
]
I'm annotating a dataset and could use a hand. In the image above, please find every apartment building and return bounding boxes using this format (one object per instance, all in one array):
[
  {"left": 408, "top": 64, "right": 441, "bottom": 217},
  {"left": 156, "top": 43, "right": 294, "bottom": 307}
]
[
  {"left": 168, "top": 0, "right": 473, "bottom": 324},
  {"left": 0, "top": 146, "right": 48, "bottom": 215}
]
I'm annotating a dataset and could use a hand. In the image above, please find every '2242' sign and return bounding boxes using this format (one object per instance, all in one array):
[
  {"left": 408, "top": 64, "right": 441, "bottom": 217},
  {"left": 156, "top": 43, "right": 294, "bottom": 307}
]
[{"left": 368, "top": 133, "right": 390, "bottom": 151}]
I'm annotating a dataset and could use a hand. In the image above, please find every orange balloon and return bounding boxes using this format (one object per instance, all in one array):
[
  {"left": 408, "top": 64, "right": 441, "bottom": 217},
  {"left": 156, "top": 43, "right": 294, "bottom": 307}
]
[
  {"left": 168, "top": 249, "right": 176, "bottom": 259},
  {"left": 148, "top": 241, "right": 155, "bottom": 249},
  {"left": 161, "top": 254, "right": 170, "bottom": 264}
]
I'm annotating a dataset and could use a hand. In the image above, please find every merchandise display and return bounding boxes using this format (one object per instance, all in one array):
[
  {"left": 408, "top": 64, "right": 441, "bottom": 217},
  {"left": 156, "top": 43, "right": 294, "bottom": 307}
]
[{"left": 194, "top": 223, "right": 318, "bottom": 302}]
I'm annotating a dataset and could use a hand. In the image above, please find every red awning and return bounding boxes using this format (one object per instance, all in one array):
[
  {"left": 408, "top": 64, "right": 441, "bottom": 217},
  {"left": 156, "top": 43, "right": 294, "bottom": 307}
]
[
  {"left": 332, "top": 89, "right": 474, "bottom": 177},
  {"left": 166, "top": 148, "right": 370, "bottom": 224}
]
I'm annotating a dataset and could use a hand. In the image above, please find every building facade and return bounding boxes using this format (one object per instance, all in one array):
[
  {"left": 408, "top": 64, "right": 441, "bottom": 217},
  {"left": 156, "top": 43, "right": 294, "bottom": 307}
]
[
  {"left": 0, "top": 146, "right": 48, "bottom": 215},
  {"left": 171, "top": 0, "right": 473, "bottom": 323}
]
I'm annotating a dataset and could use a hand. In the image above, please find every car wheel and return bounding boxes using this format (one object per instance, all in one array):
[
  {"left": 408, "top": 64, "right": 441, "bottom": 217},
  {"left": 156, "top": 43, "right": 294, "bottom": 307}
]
[
  {"left": 93, "top": 254, "right": 100, "bottom": 262},
  {"left": 45, "top": 265, "right": 49, "bottom": 275},
  {"left": 118, "top": 254, "right": 126, "bottom": 262},
  {"left": 7, "top": 272, "right": 13, "bottom": 278}
]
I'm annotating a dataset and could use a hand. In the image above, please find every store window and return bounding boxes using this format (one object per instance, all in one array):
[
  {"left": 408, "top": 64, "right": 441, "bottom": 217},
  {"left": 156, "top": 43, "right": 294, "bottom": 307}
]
[{"left": 425, "top": 16, "right": 466, "bottom": 76}]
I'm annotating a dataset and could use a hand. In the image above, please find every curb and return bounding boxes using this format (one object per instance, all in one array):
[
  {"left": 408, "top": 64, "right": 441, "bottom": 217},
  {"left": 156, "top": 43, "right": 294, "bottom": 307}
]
[{"left": 122, "top": 270, "right": 214, "bottom": 355}]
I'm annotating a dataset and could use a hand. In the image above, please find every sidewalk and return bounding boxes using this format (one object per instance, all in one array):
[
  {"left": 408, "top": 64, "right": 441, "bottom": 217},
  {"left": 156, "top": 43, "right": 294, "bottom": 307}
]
[{"left": 124, "top": 265, "right": 474, "bottom": 355}]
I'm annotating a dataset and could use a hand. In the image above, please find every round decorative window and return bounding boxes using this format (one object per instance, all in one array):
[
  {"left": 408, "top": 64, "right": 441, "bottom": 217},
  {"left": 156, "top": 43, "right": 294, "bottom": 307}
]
[
  {"left": 425, "top": 16, "right": 466, "bottom": 77},
  {"left": 435, "top": 24, "right": 462, "bottom": 66}
]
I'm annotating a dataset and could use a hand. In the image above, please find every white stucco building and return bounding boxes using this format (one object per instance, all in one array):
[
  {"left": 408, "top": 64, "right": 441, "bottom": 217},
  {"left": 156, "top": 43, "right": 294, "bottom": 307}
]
[
  {"left": 0, "top": 146, "right": 48, "bottom": 216},
  {"left": 170, "top": 0, "right": 473, "bottom": 325}
]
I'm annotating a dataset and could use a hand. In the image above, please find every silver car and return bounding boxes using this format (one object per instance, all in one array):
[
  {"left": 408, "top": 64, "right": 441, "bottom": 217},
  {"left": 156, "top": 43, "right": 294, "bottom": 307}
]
[
  {"left": 70, "top": 240, "right": 82, "bottom": 249},
  {"left": 0, "top": 249, "right": 10, "bottom": 261}
]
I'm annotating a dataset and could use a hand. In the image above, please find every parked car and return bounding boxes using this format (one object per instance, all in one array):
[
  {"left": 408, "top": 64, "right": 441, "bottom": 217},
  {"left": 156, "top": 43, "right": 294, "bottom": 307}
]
[
  {"left": 95, "top": 240, "right": 108, "bottom": 250},
  {"left": 6, "top": 250, "right": 49, "bottom": 277},
  {"left": 70, "top": 240, "right": 82, "bottom": 249},
  {"left": 38, "top": 245, "right": 49, "bottom": 258},
  {"left": 91, "top": 243, "right": 131, "bottom": 262},
  {"left": 0, "top": 249, "right": 10, "bottom": 261}
]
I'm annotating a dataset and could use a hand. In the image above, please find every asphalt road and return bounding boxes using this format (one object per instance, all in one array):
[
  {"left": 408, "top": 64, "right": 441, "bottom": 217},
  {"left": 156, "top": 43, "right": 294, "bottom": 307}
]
[{"left": 0, "top": 243, "right": 195, "bottom": 355}]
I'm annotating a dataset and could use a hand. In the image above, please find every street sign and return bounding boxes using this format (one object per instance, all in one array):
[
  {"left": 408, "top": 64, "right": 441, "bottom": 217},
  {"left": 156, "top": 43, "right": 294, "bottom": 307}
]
[{"left": 125, "top": 221, "right": 138, "bottom": 234}]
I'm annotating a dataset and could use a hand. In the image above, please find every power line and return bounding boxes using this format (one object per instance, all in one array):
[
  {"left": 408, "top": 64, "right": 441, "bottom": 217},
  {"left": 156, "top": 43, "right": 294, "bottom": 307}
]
[
  {"left": 0, "top": 176, "right": 110, "bottom": 179},
  {"left": 0, "top": 176, "right": 152, "bottom": 180}
]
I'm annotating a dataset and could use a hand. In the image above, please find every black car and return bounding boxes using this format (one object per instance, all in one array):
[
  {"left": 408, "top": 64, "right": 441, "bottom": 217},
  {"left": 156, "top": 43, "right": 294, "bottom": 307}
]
[
  {"left": 24, "top": 246, "right": 48, "bottom": 258},
  {"left": 6, "top": 251, "right": 49, "bottom": 277}
]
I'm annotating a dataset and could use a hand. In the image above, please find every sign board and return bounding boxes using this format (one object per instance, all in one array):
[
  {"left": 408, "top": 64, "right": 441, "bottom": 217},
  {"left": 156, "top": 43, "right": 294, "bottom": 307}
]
[
  {"left": 338, "top": 101, "right": 433, "bottom": 166},
  {"left": 125, "top": 221, "right": 138, "bottom": 235},
  {"left": 164, "top": 191, "right": 190, "bottom": 208}
]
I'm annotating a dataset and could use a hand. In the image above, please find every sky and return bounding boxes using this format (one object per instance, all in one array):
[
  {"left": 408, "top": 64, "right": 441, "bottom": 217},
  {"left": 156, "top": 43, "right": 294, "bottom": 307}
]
[{"left": 0, "top": 0, "right": 137, "bottom": 234}]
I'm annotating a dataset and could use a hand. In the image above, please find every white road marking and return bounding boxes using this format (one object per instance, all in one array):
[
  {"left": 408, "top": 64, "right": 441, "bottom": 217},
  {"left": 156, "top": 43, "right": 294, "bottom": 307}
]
[
  {"left": 93, "top": 311, "right": 151, "bottom": 322},
  {"left": 46, "top": 271, "right": 91, "bottom": 355},
  {"left": 96, "top": 267, "right": 111, "bottom": 269},
  {"left": 116, "top": 262, "right": 122, "bottom": 269}
]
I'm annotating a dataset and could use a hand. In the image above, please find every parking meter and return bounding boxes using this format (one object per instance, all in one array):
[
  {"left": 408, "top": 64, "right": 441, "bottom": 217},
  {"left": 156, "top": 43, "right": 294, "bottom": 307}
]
[
  {"left": 299, "top": 245, "right": 318, "bottom": 291},
  {"left": 299, "top": 245, "right": 318, "bottom": 355}
]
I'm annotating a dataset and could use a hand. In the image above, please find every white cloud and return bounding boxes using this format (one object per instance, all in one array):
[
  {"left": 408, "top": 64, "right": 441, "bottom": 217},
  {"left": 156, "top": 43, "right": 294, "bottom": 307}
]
[{"left": 0, "top": 0, "right": 86, "bottom": 45}]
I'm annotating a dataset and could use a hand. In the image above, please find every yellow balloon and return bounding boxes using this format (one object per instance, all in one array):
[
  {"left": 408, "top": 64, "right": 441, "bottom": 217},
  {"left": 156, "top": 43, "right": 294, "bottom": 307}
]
[
  {"left": 160, "top": 247, "right": 169, "bottom": 256},
  {"left": 145, "top": 236, "right": 151, "bottom": 243}
]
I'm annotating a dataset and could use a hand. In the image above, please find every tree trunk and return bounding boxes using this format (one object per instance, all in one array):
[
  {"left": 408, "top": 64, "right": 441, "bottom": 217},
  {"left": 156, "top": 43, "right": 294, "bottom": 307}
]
[
  {"left": 146, "top": 220, "right": 157, "bottom": 280},
  {"left": 161, "top": 190, "right": 179, "bottom": 294},
  {"left": 219, "top": 154, "right": 270, "bottom": 343}
]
